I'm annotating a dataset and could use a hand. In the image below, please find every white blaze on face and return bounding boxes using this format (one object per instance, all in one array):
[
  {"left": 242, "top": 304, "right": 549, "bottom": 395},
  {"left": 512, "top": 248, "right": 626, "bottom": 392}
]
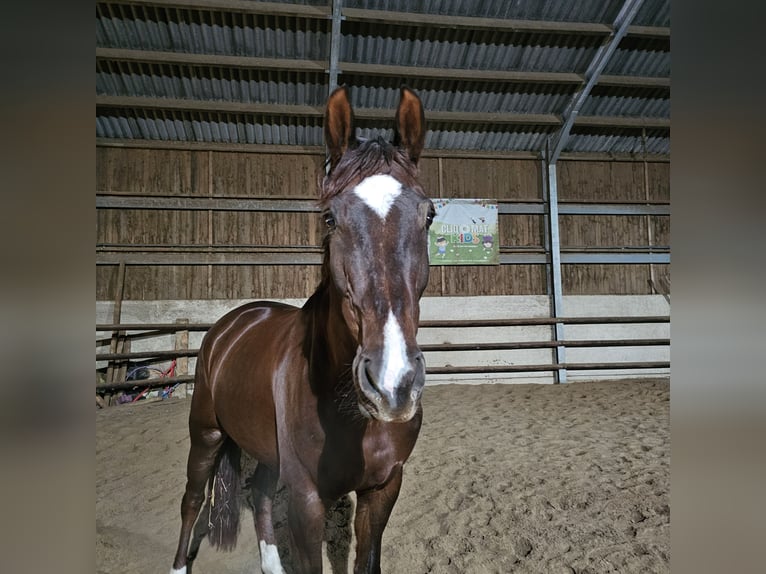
[
  {"left": 381, "top": 311, "right": 411, "bottom": 393},
  {"left": 259, "top": 540, "right": 285, "bottom": 574},
  {"left": 353, "top": 174, "right": 402, "bottom": 219}
]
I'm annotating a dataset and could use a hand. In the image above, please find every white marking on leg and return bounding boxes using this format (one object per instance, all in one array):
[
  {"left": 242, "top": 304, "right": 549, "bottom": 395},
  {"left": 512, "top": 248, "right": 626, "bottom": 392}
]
[
  {"left": 353, "top": 174, "right": 402, "bottom": 219},
  {"left": 322, "top": 540, "right": 329, "bottom": 570},
  {"left": 259, "top": 540, "right": 286, "bottom": 574},
  {"left": 169, "top": 567, "right": 186, "bottom": 574},
  {"left": 381, "top": 311, "right": 410, "bottom": 393}
]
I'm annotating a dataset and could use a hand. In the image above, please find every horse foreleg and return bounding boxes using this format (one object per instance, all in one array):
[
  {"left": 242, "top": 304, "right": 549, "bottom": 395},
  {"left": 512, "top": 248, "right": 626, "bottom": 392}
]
[
  {"left": 170, "top": 427, "right": 225, "bottom": 573},
  {"left": 249, "top": 464, "right": 285, "bottom": 574},
  {"left": 287, "top": 487, "right": 326, "bottom": 574},
  {"left": 352, "top": 466, "right": 403, "bottom": 574}
]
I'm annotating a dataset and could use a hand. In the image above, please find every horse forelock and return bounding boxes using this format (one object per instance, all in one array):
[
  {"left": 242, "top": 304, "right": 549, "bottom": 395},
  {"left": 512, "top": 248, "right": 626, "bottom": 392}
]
[{"left": 318, "top": 137, "right": 424, "bottom": 208}]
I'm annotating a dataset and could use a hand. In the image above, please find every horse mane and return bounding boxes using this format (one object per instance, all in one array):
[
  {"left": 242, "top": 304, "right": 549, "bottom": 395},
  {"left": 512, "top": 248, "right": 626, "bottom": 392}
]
[{"left": 318, "top": 137, "right": 425, "bottom": 208}]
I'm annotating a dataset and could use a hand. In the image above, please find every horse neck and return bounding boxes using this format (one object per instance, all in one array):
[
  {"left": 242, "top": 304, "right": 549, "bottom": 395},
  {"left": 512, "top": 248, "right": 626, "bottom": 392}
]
[{"left": 303, "top": 278, "right": 358, "bottom": 380}]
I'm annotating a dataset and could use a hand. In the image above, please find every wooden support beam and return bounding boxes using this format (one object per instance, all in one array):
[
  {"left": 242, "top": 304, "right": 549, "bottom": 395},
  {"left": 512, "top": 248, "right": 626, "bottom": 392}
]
[
  {"left": 342, "top": 8, "right": 612, "bottom": 35},
  {"left": 95, "top": 250, "right": 323, "bottom": 265},
  {"left": 103, "top": 0, "right": 330, "bottom": 19},
  {"left": 575, "top": 115, "right": 670, "bottom": 129},
  {"left": 95, "top": 138, "right": 670, "bottom": 161},
  {"left": 96, "top": 138, "right": 324, "bottom": 155},
  {"left": 338, "top": 62, "right": 583, "bottom": 85},
  {"left": 598, "top": 74, "right": 670, "bottom": 88},
  {"left": 97, "top": 94, "right": 667, "bottom": 130},
  {"left": 96, "top": 194, "right": 320, "bottom": 212},
  {"left": 96, "top": 95, "right": 324, "bottom": 117},
  {"left": 342, "top": 7, "right": 668, "bottom": 40},
  {"left": 96, "top": 47, "right": 327, "bottom": 73},
  {"left": 97, "top": 48, "right": 667, "bottom": 90},
  {"left": 100, "top": 1, "right": 668, "bottom": 41}
]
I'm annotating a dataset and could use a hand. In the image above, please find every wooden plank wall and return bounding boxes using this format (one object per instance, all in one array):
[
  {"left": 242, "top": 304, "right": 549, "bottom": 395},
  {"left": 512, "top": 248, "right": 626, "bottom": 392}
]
[
  {"left": 558, "top": 161, "right": 670, "bottom": 295},
  {"left": 96, "top": 147, "right": 669, "bottom": 300}
]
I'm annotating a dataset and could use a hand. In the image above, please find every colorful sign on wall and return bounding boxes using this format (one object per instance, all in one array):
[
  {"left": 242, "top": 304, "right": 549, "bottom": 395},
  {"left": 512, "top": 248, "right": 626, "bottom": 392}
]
[{"left": 428, "top": 198, "right": 499, "bottom": 265}]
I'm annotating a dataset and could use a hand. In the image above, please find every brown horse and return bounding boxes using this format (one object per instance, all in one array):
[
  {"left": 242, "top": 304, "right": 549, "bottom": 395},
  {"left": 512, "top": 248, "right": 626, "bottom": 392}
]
[{"left": 170, "top": 86, "right": 434, "bottom": 574}]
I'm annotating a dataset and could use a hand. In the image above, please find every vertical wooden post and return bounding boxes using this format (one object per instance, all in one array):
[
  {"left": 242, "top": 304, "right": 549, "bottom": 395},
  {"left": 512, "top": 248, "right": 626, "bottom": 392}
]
[
  {"left": 175, "top": 318, "right": 190, "bottom": 398},
  {"left": 106, "top": 262, "right": 126, "bottom": 385},
  {"left": 116, "top": 339, "right": 130, "bottom": 385}
]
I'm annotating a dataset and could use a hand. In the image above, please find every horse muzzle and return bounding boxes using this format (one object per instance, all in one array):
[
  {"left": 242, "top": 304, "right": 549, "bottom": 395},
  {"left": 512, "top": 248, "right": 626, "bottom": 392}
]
[{"left": 353, "top": 348, "right": 426, "bottom": 423}]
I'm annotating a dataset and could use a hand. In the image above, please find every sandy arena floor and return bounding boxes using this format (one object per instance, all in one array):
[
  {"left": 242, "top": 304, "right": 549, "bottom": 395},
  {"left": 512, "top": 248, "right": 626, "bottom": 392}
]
[{"left": 96, "top": 378, "right": 669, "bottom": 573}]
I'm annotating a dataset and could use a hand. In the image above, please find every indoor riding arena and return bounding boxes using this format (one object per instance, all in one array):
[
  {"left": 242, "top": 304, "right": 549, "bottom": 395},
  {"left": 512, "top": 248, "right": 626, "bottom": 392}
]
[{"left": 96, "top": 1, "right": 670, "bottom": 573}]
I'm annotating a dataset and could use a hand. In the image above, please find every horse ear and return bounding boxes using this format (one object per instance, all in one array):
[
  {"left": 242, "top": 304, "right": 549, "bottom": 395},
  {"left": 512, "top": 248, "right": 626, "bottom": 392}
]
[
  {"left": 393, "top": 86, "right": 425, "bottom": 164},
  {"left": 324, "top": 85, "right": 356, "bottom": 170}
]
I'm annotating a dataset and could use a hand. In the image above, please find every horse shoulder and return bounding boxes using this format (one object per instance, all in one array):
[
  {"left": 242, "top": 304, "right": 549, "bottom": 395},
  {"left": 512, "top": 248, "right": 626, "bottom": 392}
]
[{"left": 205, "top": 302, "right": 306, "bottom": 466}]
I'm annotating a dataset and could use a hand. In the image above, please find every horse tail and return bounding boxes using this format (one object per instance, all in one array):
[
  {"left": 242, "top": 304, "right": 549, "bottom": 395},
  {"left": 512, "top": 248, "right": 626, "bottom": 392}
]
[{"left": 206, "top": 437, "right": 242, "bottom": 551}]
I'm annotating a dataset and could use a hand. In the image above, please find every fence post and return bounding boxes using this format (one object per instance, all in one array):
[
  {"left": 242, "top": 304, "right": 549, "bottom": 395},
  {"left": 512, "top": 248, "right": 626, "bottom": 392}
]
[
  {"left": 543, "top": 154, "right": 567, "bottom": 383},
  {"left": 175, "top": 318, "right": 190, "bottom": 398},
  {"left": 106, "top": 262, "right": 126, "bottom": 386}
]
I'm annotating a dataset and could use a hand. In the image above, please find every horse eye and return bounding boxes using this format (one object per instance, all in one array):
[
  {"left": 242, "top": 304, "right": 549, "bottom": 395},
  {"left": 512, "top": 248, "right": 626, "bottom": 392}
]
[
  {"left": 324, "top": 212, "right": 336, "bottom": 229},
  {"left": 425, "top": 209, "right": 435, "bottom": 228}
]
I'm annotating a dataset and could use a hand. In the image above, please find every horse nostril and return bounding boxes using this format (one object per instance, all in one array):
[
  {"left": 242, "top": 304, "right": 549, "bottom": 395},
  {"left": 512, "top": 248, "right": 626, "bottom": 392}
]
[
  {"left": 413, "top": 351, "right": 426, "bottom": 372},
  {"left": 362, "top": 358, "right": 381, "bottom": 394}
]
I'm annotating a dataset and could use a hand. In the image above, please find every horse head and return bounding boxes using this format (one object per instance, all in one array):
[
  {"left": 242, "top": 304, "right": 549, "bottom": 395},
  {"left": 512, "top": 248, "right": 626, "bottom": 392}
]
[{"left": 320, "top": 86, "right": 433, "bottom": 423}]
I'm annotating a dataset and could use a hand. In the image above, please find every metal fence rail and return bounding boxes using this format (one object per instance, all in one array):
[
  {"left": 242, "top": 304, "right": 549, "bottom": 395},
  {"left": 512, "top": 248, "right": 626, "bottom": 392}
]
[{"left": 96, "top": 315, "right": 670, "bottom": 394}]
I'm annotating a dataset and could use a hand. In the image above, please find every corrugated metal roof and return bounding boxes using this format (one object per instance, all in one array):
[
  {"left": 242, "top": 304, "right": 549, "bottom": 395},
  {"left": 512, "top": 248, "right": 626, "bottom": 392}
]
[
  {"left": 96, "top": 0, "right": 670, "bottom": 158},
  {"left": 340, "top": 24, "right": 605, "bottom": 73}
]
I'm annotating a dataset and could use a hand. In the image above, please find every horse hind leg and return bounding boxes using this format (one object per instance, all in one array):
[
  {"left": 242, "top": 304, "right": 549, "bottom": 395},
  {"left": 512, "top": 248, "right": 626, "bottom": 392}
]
[
  {"left": 170, "top": 423, "right": 226, "bottom": 573},
  {"left": 173, "top": 437, "right": 242, "bottom": 574},
  {"left": 248, "top": 464, "right": 286, "bottom": 574},
  {"left": 185, "top": 506, "right": 211, "bottom": 566},
  {"left": 171, "top": 364, "right": 242, "bottom": 574},
  {"left": 186, "top": 438, "right": 243, "bottom": 561}
]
